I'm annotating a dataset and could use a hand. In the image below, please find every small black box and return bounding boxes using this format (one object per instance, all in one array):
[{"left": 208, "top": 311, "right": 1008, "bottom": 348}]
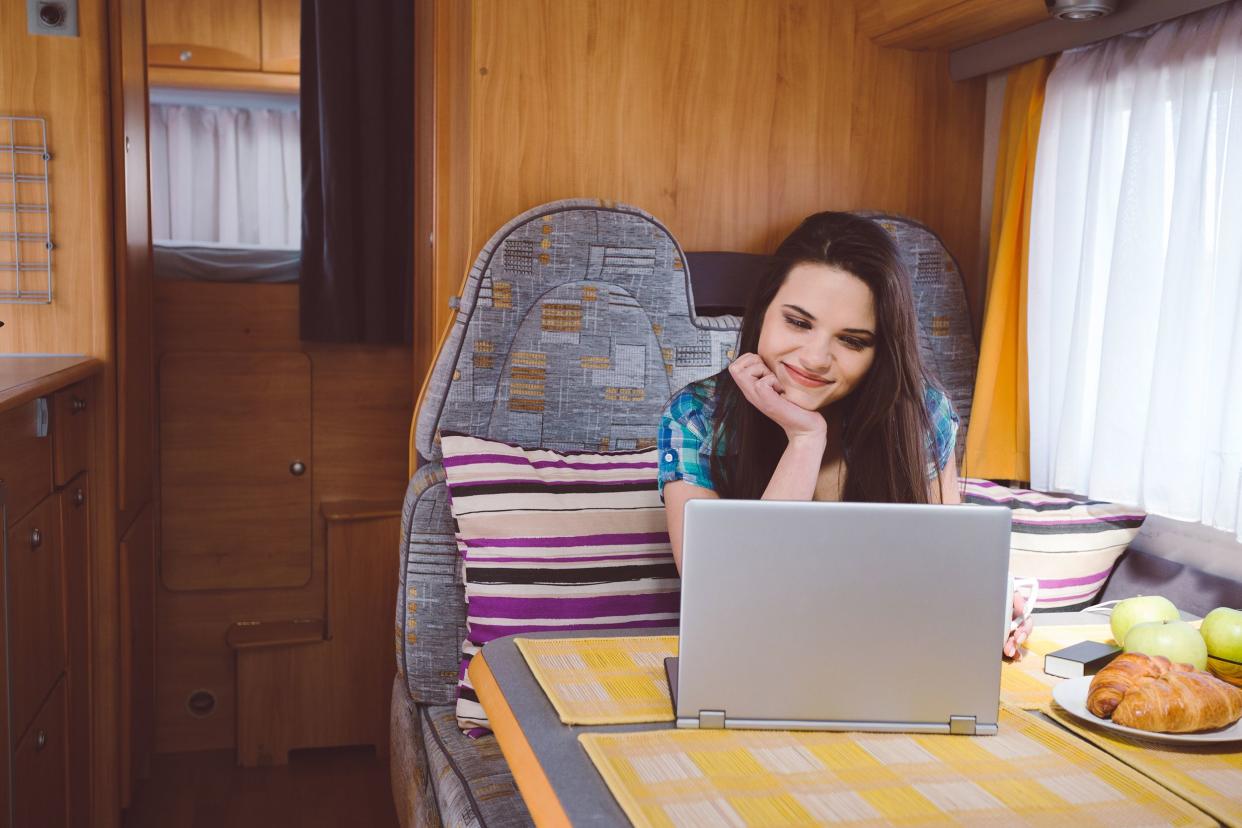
[{"left": 1043, "top": 641, "right": 1122, "bottom": 679}]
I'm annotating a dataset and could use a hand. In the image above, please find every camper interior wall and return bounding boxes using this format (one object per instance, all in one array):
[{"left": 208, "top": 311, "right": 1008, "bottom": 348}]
[
  {"left": 428, "top": 0, "right": 990, "bottom": 356},
  {"left": 1, "top": 0, "right": 125, "bottom": 825}
]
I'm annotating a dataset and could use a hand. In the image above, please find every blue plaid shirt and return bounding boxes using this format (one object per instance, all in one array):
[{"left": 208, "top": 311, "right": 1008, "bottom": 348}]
[{"left": 657, "top": 373, "right": 959, "bottom": 499}]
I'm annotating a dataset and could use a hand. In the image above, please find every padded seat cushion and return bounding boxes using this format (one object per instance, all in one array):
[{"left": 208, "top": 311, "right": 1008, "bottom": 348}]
[{"left": 419, "top": 704, "right": 533, "bottom": 828}]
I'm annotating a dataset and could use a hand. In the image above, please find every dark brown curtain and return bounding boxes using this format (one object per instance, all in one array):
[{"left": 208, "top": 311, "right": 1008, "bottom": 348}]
[{"left": 300, "top": 0, "right": 413, "bottom": 344}]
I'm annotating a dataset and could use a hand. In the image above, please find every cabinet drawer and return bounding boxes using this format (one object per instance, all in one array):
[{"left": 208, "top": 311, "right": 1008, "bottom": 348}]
[
  {"left": 53, "top": 381, "right": 93, "bottom": 487},
  {"left": 8, "top": 494, "right": 67, "bottom": 733},
  {"left": 13, "top": 677, "right": 69, "bottom": 828},
  {"left": 0, "top": 398, "right": 53, "bottom": 522}
]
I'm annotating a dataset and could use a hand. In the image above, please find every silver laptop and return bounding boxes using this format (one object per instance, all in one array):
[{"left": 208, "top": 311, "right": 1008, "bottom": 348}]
[{"left": 669, "top": 499, "right": 1012, "bottom": 735}]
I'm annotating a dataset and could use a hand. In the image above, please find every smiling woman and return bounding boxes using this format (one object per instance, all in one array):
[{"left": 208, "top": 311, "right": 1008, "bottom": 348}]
[{"left": 657, "top": 212, "right": 960, "bottom": 519}]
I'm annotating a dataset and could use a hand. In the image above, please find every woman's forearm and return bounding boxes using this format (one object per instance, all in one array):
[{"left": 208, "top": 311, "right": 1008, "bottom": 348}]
[{"left": 761, "top": 434, "right": 827, "bottom": 501}]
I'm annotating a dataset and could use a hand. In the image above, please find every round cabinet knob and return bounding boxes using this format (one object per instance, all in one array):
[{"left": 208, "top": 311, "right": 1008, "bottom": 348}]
[
  {"left": 179, "top": 50, "right": 193, "bottom": 62},
  {"left": 36, "top": 729, "right": 47, "bottom": 750},
  {"left": 30, "top": 528, "right": 43, "bottom": 549},
  {"left": 289, "top": 461, "right": 306, "bottom": 476},
  {"left": 71, "top": 396, "right": 87, "bottom": 413},
  {"left": 74, "top": 488, "right": 86, "bottom": 507}
]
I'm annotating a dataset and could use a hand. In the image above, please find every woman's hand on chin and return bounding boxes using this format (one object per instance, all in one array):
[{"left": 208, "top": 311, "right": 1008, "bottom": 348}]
[{"left": 729, "top": 353, "right": 827, "bottom": 442}]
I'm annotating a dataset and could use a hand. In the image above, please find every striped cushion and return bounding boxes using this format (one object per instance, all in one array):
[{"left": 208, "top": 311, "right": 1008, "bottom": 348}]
[
  {"left": 963, "top": 479, "right": 1146, "bottom": 611},
  {"left": 439, "top": 433, "right": 680, "bottom": 733}
]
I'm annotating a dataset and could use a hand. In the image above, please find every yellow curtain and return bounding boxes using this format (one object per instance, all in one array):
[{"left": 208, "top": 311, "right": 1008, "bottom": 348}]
[{"left": 965, "top": 57, "right": 1053, "bottom": 482}]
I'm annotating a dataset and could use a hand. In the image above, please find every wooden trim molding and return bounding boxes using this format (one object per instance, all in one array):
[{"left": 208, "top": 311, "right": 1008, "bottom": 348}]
[{"left": 148, "top": 66, "right": 299, "bottom": 93}]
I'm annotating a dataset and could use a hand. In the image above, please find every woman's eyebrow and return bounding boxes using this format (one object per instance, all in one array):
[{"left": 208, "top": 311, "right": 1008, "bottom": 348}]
[
  {"left": 842, "top": 327, "right": 875, "bottom": 336},
  {"left": 782, "top": 304, "right": 816, "bottom": 320}
]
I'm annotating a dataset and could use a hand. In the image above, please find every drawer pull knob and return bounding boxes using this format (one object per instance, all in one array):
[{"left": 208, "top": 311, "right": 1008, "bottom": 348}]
[
  {"left": 72, "top": 396, "right": 87, "bottom": 413},
  {"left": 179, "top": 50, "right": 192, "bottom": 62},
  {"left": 290, "top": 461, "right": 306, "bottom": 476},
  {"left": 30, "top": 528, "right": 43, "bottom": 549},
  {"left": 36, "top": 729, "right": 47, "bottom": 750},
  {"left": 74, "top": 488, "right": 86, "bottom": 507}
]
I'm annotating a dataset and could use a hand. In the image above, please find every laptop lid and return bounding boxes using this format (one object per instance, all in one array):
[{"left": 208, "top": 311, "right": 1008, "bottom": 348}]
[{"left": 675, "top": 499, "right": 1012, "bottom": 734}]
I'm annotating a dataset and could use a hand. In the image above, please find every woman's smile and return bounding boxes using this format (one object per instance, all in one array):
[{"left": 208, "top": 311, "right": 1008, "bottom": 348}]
[{"left": 781, "top": 362, "right": 832, "bottom": 388}]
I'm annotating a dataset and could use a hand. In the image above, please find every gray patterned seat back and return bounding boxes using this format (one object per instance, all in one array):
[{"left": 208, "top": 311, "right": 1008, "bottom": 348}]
[
  {"left": 396, "top": 202, "right": 978, "bottom": 706},
  {"left": 397, "top": 199, "right": 741, "bottom": 705},
  {"left": 861, "top": 213, "right": 979, "bottom": 463}
]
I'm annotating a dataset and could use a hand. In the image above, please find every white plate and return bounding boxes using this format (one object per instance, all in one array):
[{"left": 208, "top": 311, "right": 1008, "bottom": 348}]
[{"left": 1051, "top": 675, "right": 1242, "bottom": 744}]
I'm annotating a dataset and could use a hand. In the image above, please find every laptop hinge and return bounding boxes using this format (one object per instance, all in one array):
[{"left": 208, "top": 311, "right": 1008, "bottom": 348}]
[
  {"left": 949, "top": 715, "right": 977, "bottom": 735},
  {"left": 698, "top": 710, "right": 726, "bottom": 729}
]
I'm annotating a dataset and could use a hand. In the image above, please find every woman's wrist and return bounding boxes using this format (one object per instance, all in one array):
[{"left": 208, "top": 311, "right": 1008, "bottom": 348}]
[{"left": 786, "top": 429, "right": 827, "bottom": 451}]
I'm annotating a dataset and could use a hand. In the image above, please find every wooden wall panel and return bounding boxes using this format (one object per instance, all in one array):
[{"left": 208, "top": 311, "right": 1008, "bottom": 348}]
[
  {"left": 429, "top": 0, "right": 988, "bottom": 359},
  {"left": 858, "top": 0, "right": 1047, "bottom": 52},
  {"left": 1, "top": 4, "right": 121, "bottom": 826},
  {"left": 153, "top": 283, "right": 413, "bottom": 752}
]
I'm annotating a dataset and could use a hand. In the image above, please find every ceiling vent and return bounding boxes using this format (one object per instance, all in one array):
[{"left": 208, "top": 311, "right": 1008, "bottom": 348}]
[{"left": 1046, "top": 0, "right": 1118, "bottom": 21}]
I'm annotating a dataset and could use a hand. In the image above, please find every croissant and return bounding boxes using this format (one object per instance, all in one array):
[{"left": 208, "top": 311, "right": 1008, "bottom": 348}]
[
  {"left": 1086, "top": 653, "right": 1191, "bottom": 718},
  {"left": 1113, "top": 669, "right": 1242, "bottom": 732}
]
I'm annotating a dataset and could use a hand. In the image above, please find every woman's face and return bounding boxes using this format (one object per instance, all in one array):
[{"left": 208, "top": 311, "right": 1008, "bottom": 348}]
[{"left": 755, "top": 262, "right": 878, "bottom": 412}]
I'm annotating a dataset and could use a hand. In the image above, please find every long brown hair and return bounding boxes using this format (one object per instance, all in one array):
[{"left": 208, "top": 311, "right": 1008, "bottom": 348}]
[{"left": 711, "top": 212, "right": 936, "bottom": 502}]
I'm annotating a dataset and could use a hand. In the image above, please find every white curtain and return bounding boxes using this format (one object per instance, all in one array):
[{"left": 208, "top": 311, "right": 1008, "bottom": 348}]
[
  {"left": 1029, "top": 3, "right": 1242, "bottom": 539},
  {"left": 149, "top": 103, "right": 301, "bottom": 248}
]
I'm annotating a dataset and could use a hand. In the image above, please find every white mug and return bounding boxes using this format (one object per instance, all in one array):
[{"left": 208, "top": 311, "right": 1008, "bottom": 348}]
[{"left": 1005, "top": 576, "right": 1040, "bottom": 645}]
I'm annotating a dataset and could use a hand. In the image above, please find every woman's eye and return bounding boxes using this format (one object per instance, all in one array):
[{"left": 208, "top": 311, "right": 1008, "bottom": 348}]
[
  {"left": 841, "top": 337, "right": 868, "bottom": 351},
  {"left": 784, "top": 316, "right": 811, "bottom": 330}
]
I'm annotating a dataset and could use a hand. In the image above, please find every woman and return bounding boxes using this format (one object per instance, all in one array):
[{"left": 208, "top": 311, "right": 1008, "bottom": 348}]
[{"left": 658, "top": 212, "right": 1032, "bottom": 658}]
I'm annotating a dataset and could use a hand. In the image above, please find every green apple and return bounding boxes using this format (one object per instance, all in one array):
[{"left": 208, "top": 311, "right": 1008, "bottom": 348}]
[
  {"left": 1123, "top": 620, "right": 1208, "bottom": 670},
  {"left": 1200, "top": 606, "right": 1242, "bottom": 687},
  {"left": 1110, "top": 595, "right": 1180, "bottom": 644}
]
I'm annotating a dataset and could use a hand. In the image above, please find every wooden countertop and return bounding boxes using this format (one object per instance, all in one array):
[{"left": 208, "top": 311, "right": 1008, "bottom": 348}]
[{"left": 0, "top": 356, "right": 102, "bottom": 411}]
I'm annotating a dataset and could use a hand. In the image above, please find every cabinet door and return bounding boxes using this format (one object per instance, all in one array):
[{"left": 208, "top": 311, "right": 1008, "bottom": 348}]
[
  {"left": 145, "top": 0, "right": 262, "bottom": 70},
  {"left": 8, "top": 494, "right": 67, "bottom": 734},
  {"left": 261, "top": 0, "right": 301, "bottom": 73},
  {"left": 13, "top": 679, "right": 69, "bottom": 828},
  {"left": 159, "top": 351, "right": 312, "bottom": 590},
  {"left": 61, "top": 475, "right": 92, "bottom": 828}
]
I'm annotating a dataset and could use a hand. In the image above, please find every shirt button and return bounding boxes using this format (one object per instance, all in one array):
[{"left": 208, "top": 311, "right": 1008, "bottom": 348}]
[{"left": 664, "top": 452, "right": 674, "bottom": 462}]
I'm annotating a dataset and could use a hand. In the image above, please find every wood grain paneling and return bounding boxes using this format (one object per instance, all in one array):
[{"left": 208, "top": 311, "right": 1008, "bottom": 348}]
[
  {"left": 159, "top": 351, "right": 312, "bottom": 590},
  {"left": 859, "top": 0, "right": 1048, "bottom": 52},
  {"left": 0, "top": 399, "right": 52, "bottom": 524},
  {"left": 145, "top": 0, "right": 262, "bottom": 70},
  {"left": 153, "top": 284, "right": 412, "bottom": 753},
  {"left": 0, "top": 0, "right": 114, "bottom": 358},
  {"left": 7, "top": 493, "right": 66, "bottom": 737},
  {"left": 146, "top": 66, "right": 299, "bottom": 93},
  {"left": 429, "top": 0, "right": 987, "bottom": 366},
  {"left": 61, "top": 472, "right": 92, "bottom": 828},
  {"left": 118, "top": 504, "right": 155, "bottom": 808},
  {"left": 13, "top": 678, "right": 69, "bottom": 828},
  {"left": 235, "top": 511, "right": 400, "bottom": 766},
  {"left": 260, "top": 0, "right": 300, "bottom": 73},
  {"left": 111, "top": 0, "right": 155, "bottom": 519}
]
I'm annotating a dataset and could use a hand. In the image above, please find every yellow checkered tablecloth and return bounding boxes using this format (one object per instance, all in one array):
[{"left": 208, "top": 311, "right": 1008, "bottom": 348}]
[
  {"left": 1001, "top": 624, "right": 1116, "bottom": 710},
  {"left": 1048, "top": 706, "right": 1242, "bottom": 827},
  {"left": 515, "top": 635, "right": 679, "bottom": 725},
  {"left": 579, "top": 705, "right": 1215, "bottom": 827}
]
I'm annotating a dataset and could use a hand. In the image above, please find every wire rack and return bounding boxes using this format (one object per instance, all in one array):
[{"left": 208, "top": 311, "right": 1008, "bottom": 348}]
[{"left": 1, "top": 116, "right": 53, "bottom": 304}]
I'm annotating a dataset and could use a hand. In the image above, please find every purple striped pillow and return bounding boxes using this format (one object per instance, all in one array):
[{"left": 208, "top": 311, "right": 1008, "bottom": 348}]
[
  {"left": 439, "top": 433, "right": 680, "bottom": 734},
  {"left": 962, "top": 479, "right": 1146, "bottom": 611}
]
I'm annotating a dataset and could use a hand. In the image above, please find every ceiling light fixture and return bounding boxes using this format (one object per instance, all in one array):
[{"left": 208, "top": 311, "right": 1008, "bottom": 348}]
[{"left": 1045, "top": 0, "right": 1117, "bottom": 21}]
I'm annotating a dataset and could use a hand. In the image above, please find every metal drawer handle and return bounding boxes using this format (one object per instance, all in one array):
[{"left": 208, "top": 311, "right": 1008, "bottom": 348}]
[
  {"left": 71, "top": 396, "right": 87, "bottom": 413},
  {"left": 179, "top": 50, "right": 192, "bottom": 62},
  {"left": 30, "top": 528, "right": 43, "bottom": 549},
  {"left": 290, "top": 461, "right": 306, "bottom": 476},
  {"left": 36, "top": 729, "right": 47, "bottom": 750},
  {"left": 74, "top": 488, "right": 86, "bottom": 507}
]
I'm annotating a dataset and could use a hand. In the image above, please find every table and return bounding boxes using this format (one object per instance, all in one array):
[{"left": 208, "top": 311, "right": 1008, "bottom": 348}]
[{"left": 469, "top": 611, "right": 1202, "bottom": 827}]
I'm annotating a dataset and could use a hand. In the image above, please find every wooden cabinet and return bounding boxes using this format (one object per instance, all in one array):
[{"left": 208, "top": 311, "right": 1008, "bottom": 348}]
[
  {"left": 261, "top": 0, "right": 301, "bottom": 73},
  {"left": 6, "top": 495, "right": 67, "bottom": 734},
  {"left": 0, "top": 370, "right": 97, "bottom": 828},
  {"left": 146, "top": 0, "right": 299, "bottom": 75},
  {"left": 160, "top": 351, "right": 313, "bottom": 590},
  {"left": 146, "top": 0, "right": 262, "bottom": 70}
]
